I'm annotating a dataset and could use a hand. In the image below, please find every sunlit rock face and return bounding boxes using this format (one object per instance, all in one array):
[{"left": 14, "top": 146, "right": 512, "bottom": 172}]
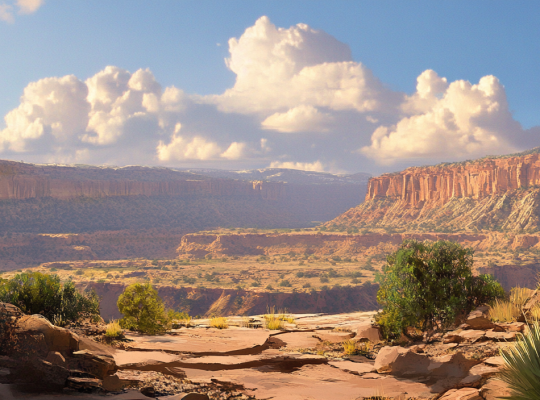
[{"left": 328, "top": 149, "right": 540, "bottom": 232}]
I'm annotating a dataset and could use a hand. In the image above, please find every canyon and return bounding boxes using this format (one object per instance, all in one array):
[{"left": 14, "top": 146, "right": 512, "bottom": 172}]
[
  {"left": 0, "top": 160, "right": 369, "bottom": 234},
  {"left": 328, "top": 149, "right": 540, "bottom": 232}
]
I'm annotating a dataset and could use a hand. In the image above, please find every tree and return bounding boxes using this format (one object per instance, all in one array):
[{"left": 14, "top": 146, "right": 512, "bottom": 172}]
[
  {"left": 117, "top": 283, "right": 169, "bottom": 334},
  {"left": 0, "top": 272, "right": 100, "bottom": 326},
  {"left": 376, "top": 240, "right": 504, "bottom": 339}
]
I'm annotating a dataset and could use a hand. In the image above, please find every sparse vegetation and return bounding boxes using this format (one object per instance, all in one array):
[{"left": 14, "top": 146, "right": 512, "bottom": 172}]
[
  {"left": 0, "top": 271, "right": 100, "bottom": 326},
  {"left": 376, "top": 240, "right": 505, "bottom": 339},
  {"left": 210, "top": 317, "right": 229, "bottom": 329},
  {"left": 104, "top": 320, "right": 124, "bottom": 339},
  {"left": 117, "top": 283, "right": 170, "bottom": 335}
]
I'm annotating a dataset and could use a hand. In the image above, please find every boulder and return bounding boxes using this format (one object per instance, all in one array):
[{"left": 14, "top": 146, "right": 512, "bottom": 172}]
[
  {"left": 71, "top": 349, "right": 116, "bottom": 379},
  {"left": 483, "top": 356, "right": 505, "bottom": 367},
  {"left": 16, "top": 315, "right": 79, "bottom": 353},
  {"left": 66, "top": 376, "right": 102, "bottom": 391},
  {"left": 27, "top": 359, "right": 70, "bottom": 388},
  {"left": 374, "top": 347, "right": 430, "bottom": 375},
  {"left": 464, "top": 306, "right": 496, "bottom": 330},
  {"left": 348, "top": 321, "right": 382, "bottom": 342},
  {"left": 495, "top": 322, "right": 525, "bottom": 332},
  {"left": 440, "top": 388, "right": 482, "bottom": 400},
  {"left": 479, "top": 378, "right": 511, "bottom": 400}
]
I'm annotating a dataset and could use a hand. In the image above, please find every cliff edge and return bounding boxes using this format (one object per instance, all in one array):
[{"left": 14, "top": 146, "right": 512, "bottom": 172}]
[{"left": 327, "top": 148, "right": 540, "bottom": 232}]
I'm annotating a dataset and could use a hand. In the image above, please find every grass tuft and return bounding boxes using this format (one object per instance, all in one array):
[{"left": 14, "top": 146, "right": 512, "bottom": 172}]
[
  {"left": 210, "top": 317, "right": 229, "bottom": 329},
  {"left": 104, "top": 320, "right": 124, "bottom": 339}
]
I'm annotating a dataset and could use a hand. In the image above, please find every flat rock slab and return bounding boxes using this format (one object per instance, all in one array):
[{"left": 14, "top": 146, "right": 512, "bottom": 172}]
[
  {"left": 125, "top": 328, "right": 271, "bottom": 355},
  {"left": 275, "top": 332, "right": 320, "bottom": 349},
  {"left": 113, "top": 350, "right": 181, "bottom": 367},
  {"left": 0, "top": 384, "right": 148, "bottom": 399},
  {"left": 329, "top": 360, "right": 377, "bottom": 375},
  {"left": 313, "top": 330, "right": 354, "bottom": 343},
  {"left": 182, "top": 364, "right": 437, "bottom": 400},
  {"left": 294, "top": 312, "right": 377, "bottom": 330}
]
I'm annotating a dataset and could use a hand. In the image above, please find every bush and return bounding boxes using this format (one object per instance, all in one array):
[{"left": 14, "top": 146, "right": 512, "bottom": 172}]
[
  {"left": 500, "top": 322, "right": 540, "bottom": 399},
  {"left": 117, "top": 283, "right": 169, "bottom": 335},
  {"left": 0, "top": 272, "right": 100, "bottom": 326},
  {"left": 376, "top": 240, "right": 504, "bottom": 339}
]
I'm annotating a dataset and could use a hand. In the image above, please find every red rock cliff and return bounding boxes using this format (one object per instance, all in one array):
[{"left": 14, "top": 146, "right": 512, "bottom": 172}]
[{"left": 329, "top": 151, "right": 540, "bottom": 232}]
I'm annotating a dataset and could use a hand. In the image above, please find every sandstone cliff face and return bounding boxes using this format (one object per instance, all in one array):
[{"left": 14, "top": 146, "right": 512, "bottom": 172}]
[
  {"left": 0, "top": 160, "right": 367, "bottom": 233},
  {"left": 329, "top": 152, "right": 540, "bottom": 232},
  {"left": 79, "top": 282, "right": 380, "bottom": 319}
]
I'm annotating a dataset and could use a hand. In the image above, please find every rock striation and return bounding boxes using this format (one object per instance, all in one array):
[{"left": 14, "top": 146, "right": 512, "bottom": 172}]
[
  {"left": 0, "top": 160, "right": 368, "bottom": 234},
  {"left": 328, "top": 149, "right": 540, "bottom": 232}
]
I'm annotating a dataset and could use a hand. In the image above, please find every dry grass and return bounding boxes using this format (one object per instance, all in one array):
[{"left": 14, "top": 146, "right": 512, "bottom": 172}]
[
  {"left": 530, "top": 304, "right": 540, "bottom": 321},
  {"left": 510, "top": 286, "right": 532, "bottom": 309},
  {"left": 489, "top": 300, "right": 517, "bottom": 323},
  {"left": 210, "top": 317, "right": 229, "bottom": 329},
  {"left": 342, "top": 339, "right": 372, "bottom": 356},
  {"left": 342, "top": 339, "right": 357, "bottom": 355},
  {"left": 104, "top": 320, "right": 124, "bottom": 339},
  {"left": 489, "top": 286, "right": 533, "bottom": 323}
]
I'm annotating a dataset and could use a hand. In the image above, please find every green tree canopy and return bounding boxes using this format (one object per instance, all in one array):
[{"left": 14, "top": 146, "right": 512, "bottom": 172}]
[
  {"left": 0, "top": 271, "right": 100, "bottom": 326},
  {"left": 376, "top": 240, "right": 504, "bottom": 339},
  {"left": 117, "top": 283, "right": 169, "bottom": 335}
]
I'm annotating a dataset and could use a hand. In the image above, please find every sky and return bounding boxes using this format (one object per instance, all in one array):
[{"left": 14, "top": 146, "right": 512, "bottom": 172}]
[{"left": 1, "top": 1, "right": 540, "bottom": 174}]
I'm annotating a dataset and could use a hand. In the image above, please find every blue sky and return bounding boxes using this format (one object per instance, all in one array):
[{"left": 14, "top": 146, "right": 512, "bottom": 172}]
[{"left": 1, "top": 1, "right": 539, "bottom": 173}]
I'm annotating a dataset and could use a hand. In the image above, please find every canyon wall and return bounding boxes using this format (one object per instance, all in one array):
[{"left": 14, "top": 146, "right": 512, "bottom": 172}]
[
  {"left": 328, "top": 151, "right": 540, "bottom": 232},
  {"left": 0, "top": 160, "right": 368, "bottom": 234},
  {"left": 79, "top": 282, "right": 380, "bottom": 319},
  {"left": 176, "top": 232, "right": 540, "bottom": 259}
]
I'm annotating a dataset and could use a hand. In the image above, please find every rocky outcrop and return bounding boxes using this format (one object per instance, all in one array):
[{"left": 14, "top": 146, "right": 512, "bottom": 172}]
[
  {"left": 176, "top": 231, "right": 540, "bottom": 258},
  {"left": 328, "top": 149, "right": 540, "bottom": 232}
]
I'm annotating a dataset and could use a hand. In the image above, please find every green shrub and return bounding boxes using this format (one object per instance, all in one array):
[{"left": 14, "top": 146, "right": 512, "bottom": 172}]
[
  {"left": 500, "top": 322, "right": 540, "bottom": 399},
  {"left": 376, "top": 240, "right": 504, "bottom": 339},
  {"left": 0, "top": 272, "right": 100, "bottom": 326},
  {"left": 117, "top": 283, "right": 169, "bottom": 335}
]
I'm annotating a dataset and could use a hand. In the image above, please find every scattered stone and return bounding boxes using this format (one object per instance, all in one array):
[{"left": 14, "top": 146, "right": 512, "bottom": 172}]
[
  {"left": 313, "top": 330, "right": 354, "bottom": 343},
  {"left": 140, "top": 384, "right": 156, "bottom": 397},
  {"left": 458, "top": 330, "right": 486, "bottom": 342},
  {"left": 66, "top": 376, "right": 102, "bottom": 391},
  {"left": 479, "top": 378, "right": 512, "bottom": 400},
  {"left": 329, "top": 360, "right": 376, "bottom": 375},
  {"left": 464, "top": 306, "right": 496, "bottom": 330},
  {"left": 440, "top": 387, "right": 482, "bottom": 400},
  {"left": 485, "top": 330, "right": 517, "bottom": 341},
  {"left": 483, "top": 356, "right": 505, "bottom": 367}
]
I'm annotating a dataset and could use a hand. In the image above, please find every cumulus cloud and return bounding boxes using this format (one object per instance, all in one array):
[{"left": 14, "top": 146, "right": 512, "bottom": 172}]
[
  {"left": 261, "top": 105, "right": 332, "bottom": 133},
  {"left": 16, "top": 0, "right": 43, "bottom": 14},
  {"left": 0, "top": 16, "right": 537, "bottom": 172},
  {"left": 361, "top": 70, "right": 524, "bottom": 164},
  {"left": 269, "top": 160, "right": 327, "bottom": 172},
  {"left": 213, "top": 16, "right": 401, "bottom": 120}
]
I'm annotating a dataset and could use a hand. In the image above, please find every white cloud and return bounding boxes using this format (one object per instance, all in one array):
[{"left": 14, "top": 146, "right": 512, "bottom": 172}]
[
  {"left": 157, "top": 135, "right": 222, "bottom": 161},
  {"left": 221, "top": 142, "right": 247, "bottom": 160},
  {"left": 0, "top": 17, "right": 537, "bottom": 172},
  {"left": 361, "top": 71, "right": 522, "bottom": 164},
  {"left": 213, "top": 16, "right": 400, "bottom": 118},
  {"left": 261, "top": 105, "right": 332, "bottom": 133},
  {"left": 0, "top": 75, "right": 90, "bottom": 152},
  {"left": 0, "top": 4, "right": 14, "bottom": 23},
  {"left": 16, "top": 0, "right": 43, "bottom": 14},
  {"left": 269, "top": 160, "right": 327, "bottom": 172}
]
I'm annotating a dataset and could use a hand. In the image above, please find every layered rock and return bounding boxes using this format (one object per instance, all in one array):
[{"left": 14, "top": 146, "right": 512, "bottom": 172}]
[
  {"left": 328, "top": 149, "right": 540, "bottom": 232},
  {"left": 0, "top": 160, "right": 368, "bottom": 234}
]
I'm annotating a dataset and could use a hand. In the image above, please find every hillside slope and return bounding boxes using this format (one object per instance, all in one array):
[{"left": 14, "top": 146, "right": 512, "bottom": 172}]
[
  {"left": 0, "top": 160, "right": 368, "bottom": 233},
  {"left": 327, "top": 149, "right": 540, "bottom": 232}
]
